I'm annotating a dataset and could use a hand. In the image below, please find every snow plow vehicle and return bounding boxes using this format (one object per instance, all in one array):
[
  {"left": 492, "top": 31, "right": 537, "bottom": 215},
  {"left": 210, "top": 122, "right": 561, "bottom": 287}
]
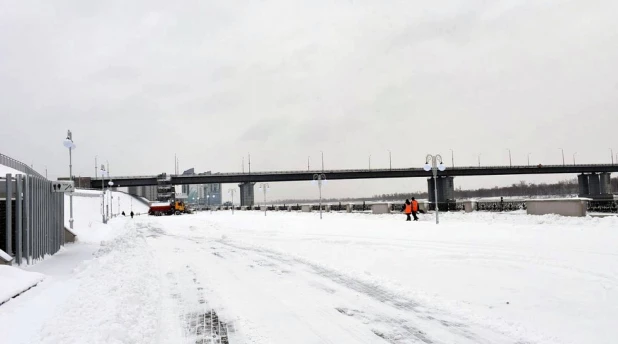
[{"left": 148, "top": 201, "right": 191, "bottom": 216}]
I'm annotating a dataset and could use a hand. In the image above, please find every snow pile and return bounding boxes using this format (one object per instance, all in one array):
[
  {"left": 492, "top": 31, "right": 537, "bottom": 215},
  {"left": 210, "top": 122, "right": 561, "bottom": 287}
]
[
  {"left": 32, "top": 222, "right": 163, "bottom": 344},
  {"left": 0, "top": 265, "right": 44, "bottom": 305},
  {"left": 64, "top": 189, "right": 149, "bottom": 243}
]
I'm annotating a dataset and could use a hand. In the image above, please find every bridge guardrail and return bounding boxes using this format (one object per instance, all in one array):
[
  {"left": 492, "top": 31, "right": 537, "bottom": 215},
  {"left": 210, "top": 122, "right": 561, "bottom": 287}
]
[{"left": 0, "top": 152, "right": 45, "bottom": 179}]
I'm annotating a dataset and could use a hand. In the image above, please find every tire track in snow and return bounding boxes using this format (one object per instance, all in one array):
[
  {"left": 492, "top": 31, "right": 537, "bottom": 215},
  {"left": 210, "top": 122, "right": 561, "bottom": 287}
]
[{"left": 213, "top": 239, "right": 512, "bottom": 344}]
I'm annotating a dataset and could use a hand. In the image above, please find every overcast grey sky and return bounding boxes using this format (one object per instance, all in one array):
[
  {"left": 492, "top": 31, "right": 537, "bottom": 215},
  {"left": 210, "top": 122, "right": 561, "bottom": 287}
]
[{"left": 1, "top": 0, "right": 617, "bottom": 201}]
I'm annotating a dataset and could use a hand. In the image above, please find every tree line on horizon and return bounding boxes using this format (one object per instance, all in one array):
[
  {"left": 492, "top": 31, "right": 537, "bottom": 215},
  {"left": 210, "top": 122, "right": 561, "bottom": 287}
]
[{"left": 273, "top": 177, "right": 618, "bottom": 204}]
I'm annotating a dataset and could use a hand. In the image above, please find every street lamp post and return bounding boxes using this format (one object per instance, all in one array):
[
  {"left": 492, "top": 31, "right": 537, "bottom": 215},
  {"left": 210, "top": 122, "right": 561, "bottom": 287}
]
[
  {"left": 308, "top": 156, "right": 310, "bottom": 171},
  {"left": 559, "top": 148, "right": 565, "bottom": 166},
  {"left": 95, "top": 155, "right": 98, "bottom": 179},
  {"left": 321, "top": 151, "right": 324, "bottom": 172},
  {"left": 424, "top": 154, "right": 446, "bottom": 225},
  {"left": 108, "top": 180, "right": 113, "bottom": 219},
  {"left": 611, "top": 148, "right": 614, "bottom": 164},
  {"left": 229, "top": 189, "right": 236, "bottom": 214},
  {"left": 100, "top": 165, "right": 107, "bottom": 224},
  {"left": 313, "top": 174, "right": 326, "bottom": 220},
  {"left": 478, "top": 154, "right": 481, "bottom": 167},
  {"left": 573, "top": 152, "right": 577, "bottom": 165},
  {"left": 63, "top": 130, "right": 76, "bottom": 229},
  {"left": 259, "top": 183, "right": 269, "bottom": 216},
  {"left": 506, "top": 149, "right": 512, "bottom": 167},
  {"left": 450, "top": 149, "right": 454, "bottom": 168},
  {"left": 388, "top": 150, "right": 392, "bottom": 170}
]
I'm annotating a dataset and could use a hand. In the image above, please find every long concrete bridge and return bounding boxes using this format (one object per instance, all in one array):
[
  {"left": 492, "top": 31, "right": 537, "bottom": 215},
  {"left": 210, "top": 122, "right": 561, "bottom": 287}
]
[{"left": 85, "top": 164, "right": 618, "bottom": 205}]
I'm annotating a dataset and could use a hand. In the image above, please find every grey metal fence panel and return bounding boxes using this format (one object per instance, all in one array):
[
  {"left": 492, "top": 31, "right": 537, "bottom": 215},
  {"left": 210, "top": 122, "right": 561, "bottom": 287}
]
[
  {"left": 0, "top": 174, "right": 65, "bottom": 265},
  {"left": 24, "top": 175, "right": 30, "bottom": 264},
  {"left": 15, "top": 174, "right": 23, "bottom": 265},
  {"left": 5, "top": 174, "right": 13, "bottom": 256}
]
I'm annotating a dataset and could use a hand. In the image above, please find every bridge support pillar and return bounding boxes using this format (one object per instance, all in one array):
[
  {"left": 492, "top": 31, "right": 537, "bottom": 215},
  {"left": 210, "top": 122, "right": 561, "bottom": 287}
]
[
  {"left": 578, "top": 173, "right": 613, "bottom": 200},
  {"left": 239, "top": 182, "right": 255, "bottom": 207},
  {"left": 427, "top": 176, "right": 455, "bottom": 205}
]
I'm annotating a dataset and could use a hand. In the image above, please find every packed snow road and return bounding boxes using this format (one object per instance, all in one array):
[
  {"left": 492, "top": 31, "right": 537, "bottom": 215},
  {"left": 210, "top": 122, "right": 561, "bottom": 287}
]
[{"left": 3, "top": 211, "right": 618, "bottom": 343}]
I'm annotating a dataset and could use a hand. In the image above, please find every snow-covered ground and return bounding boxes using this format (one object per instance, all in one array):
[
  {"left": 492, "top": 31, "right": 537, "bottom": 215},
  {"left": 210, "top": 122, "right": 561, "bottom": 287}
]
[
  {"left": 0, "top": 266, "right": 44, "bottom": 305},
  {"left": 2, "top": 207, "right": 617, "bottom": 343}
]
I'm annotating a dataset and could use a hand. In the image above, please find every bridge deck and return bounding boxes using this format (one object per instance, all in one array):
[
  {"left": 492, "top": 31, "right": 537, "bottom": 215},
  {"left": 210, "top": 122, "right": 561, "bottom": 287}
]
[{"left": 89, "top": 164, "right": 618, "bottom": 188}]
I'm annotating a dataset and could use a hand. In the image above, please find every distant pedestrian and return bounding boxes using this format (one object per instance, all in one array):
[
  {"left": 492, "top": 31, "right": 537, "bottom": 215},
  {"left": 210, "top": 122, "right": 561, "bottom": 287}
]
[
  {"left": 130, "top": 211, "right": 134, "bottom": 219},
  {"left": 402, "top": 199, "right": 412, "bottom": 221},
  {"left": 411, "top": 197, "right": 419, "bottom": 221},
  {"left": 122, "top": 211, "right": 126, "bottom": 216}
]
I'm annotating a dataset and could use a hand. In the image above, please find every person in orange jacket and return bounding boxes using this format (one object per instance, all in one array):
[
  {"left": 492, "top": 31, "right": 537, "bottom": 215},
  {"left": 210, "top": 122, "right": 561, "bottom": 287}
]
[
  {"left": 411, "top": 197, "right": 419, "bottom": 221},
  {"left": 402, "top": 199, "right": 412, "bottom": 221}
]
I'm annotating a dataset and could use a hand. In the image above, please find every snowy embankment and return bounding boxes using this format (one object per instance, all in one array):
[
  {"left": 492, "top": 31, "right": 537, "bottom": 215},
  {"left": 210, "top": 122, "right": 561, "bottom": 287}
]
[
  {"left": 63, "top": 189, "right": 149, "bottom": 243},
  {"left": 0, "top": 266, "right": 44, "bottom": 305}
]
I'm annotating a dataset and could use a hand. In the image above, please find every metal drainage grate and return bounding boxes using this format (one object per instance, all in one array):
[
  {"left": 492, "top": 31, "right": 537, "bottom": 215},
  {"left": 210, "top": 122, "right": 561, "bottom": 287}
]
[{"left": 184, "top": 310, "right": 235, "bottom": 344}]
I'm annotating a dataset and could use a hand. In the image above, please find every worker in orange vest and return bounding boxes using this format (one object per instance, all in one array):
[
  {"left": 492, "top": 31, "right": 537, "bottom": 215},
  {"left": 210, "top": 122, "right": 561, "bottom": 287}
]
[
  {"left": 411, "top": 197, "right": 419, "bottom": 221},
  {"left": 402, "top": 199, "right": 412, "bottom": 221}
]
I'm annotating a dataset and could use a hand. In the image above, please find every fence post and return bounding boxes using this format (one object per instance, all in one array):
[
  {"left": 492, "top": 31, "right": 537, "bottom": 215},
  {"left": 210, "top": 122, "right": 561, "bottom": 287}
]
[
  {"left": 24, "top": 175, "right": 31, "bottom": 264},
  {"left": 5, "top": 174, "right": 13, "bottom": 256},
  {"left": 15, "top": 174, "right": 23, "bottom": 265}
]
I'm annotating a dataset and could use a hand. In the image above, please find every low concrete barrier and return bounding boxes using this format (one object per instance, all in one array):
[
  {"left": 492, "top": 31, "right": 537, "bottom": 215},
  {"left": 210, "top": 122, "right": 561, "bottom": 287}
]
[
  {"left": 301, "top": 205, "right": 312, "bottom": 212},
  {"left": 371, "top": 203, "right": 390, "bottom": 214},
  {"left": 461, "top": 201, "right": 476, "bottom": 213},
  {"left": 526, "top": 198, "right": 590, "bottom": 217}
]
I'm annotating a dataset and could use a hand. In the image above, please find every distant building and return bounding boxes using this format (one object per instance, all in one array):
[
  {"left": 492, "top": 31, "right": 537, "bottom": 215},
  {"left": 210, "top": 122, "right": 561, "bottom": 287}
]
[
  {"left": 180, "top": 168, "right": 222, "bottom": 206},
  {"left": 128, "top": 185, "right": 158, "bottom": 201}
]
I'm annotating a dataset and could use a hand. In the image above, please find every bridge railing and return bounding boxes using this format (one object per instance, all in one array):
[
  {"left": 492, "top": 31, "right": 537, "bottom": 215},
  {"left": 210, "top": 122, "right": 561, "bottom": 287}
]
[{"left": 0, "top": 152, "right": 45, "bottom": 179}]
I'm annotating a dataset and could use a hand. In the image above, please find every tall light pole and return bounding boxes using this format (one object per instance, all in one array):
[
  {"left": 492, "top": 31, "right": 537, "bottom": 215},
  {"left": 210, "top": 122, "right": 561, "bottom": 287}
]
[
  {"left": 321, "top": 151, "right": 324, "bottom": 172},
  {"left": 242, "top": 157, "right": 245, "bottom": 173},
  {"left": 63, "top": 130, "right": 76, "bottom": 229},
  {"left": 248, "top": 153, "right": 251, "bottom": 174},
  {"left": 95, "top": 155, "right": 98, "bottom": 179},
  {"left": 259, "top": 183, "right": 269, "bottom": 216},
  {"left": 559, "top": 148, "right": 565, "bottom": 166},
  {"left": 229, "top": 189, "right": 236, "bottom": 214},
  {"left": 308, "top": 156, "right": 310, "bottom": 171},
  {"left": 449, "top": 149, "right": 454, "bottom": 168},
  {"left": 313, "top": 173, "right": 326, "bottom": 220},
  {"left": 478, "top": 153, "right": 481, "bottom": 167},
  {"left": 100, "top": 165, "right": 107, "bottom": 224},
  {"left": 388, "top": 150, "right": 392, "bottom": 170},
  {"left": 506, "top": 149, "right": 512, "bottom": 167},
  {"left": 527, "top": 153, "right": 532, "bottom": 166},
  {"left": 573, "top": 152, "right": 577, "bottom": 165},
  {"left": 108, "top": 180, "right": 113, "bottom": 219},
  {"left": 611, "top": 148, "right": 614, "bottom": 164},
  {"left": 424, "top": 154, "right": 446, "bottom": 225}
]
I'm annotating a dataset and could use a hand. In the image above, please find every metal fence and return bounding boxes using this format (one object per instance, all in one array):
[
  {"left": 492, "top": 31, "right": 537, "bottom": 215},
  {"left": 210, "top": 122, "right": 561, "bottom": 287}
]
[
  {"left": 0, "top": 152, "right": 44, "bottom": 179},
  {"left": 1, "top": 173, "right": 65, "bottom": 265}
]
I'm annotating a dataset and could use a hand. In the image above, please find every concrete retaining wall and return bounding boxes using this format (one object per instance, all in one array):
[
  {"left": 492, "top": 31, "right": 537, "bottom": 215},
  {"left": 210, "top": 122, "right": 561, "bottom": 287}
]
[
  {"left": 526, "top": 199, "right": 590, "bottom": 217},
  {"left": 371, "top": 203, "right": 390, "bottom": 214}
]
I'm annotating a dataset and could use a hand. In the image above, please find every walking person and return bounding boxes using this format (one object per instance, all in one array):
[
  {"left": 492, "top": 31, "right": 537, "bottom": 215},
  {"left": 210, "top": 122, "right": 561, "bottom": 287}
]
[
  {"left": 402, "top": 199, "right": 412, "bottom": 221},
  {"left": 130, "top": 211, "right": 134, "bottom": 219},
  {"left": 411, "top": 197, "right": 419, "bottom": 221}
]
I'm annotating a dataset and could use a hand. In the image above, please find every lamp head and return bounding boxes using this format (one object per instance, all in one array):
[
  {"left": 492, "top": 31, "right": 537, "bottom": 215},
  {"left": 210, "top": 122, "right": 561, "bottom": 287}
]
[
  {"left": 423, "top": 163, "right": 431, "bottom": 172},
  {"left": 438, "top": 163, "right": 446, "bottom": 172}
]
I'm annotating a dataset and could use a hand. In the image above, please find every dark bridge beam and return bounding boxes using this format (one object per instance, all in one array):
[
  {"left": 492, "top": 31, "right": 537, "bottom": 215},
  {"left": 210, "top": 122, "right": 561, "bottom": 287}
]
[{"left": 87, "top": 164, "right": 618, "bottom": 189}]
